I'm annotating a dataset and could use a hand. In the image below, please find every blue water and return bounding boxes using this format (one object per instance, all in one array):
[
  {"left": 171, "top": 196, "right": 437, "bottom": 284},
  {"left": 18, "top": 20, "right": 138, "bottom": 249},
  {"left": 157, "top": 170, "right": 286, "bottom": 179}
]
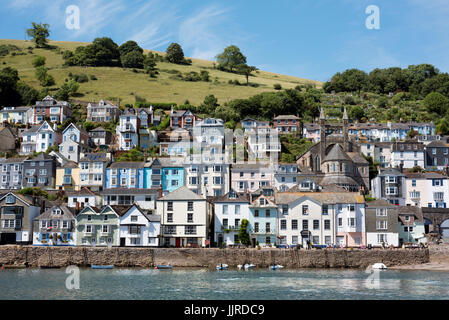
[{"left": 1, "top": 268, "right": 449, "bottom": 300}]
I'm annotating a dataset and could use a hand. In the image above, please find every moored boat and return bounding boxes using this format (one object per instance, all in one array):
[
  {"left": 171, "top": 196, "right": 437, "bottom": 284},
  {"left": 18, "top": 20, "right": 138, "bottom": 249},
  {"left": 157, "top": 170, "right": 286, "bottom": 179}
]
[
  {"left": 270, "top": 265, "right": 284, "bottom": 270},
  {"left": 155, "top": 264, "right": 172, "bottom": 270},
  {"left": 216, "top": 264, "right": 229, "bottom": 270},
  {"left": 372, "top": 263, "right": 387, "bottom": 270},
  {"left": 91, "top": 265, "right": 114, "bottom": 269}
]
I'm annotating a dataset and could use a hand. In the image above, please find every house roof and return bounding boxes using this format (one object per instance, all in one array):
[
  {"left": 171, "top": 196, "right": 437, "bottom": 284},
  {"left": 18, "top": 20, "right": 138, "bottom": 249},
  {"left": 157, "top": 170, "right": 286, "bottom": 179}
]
[
  {"left": 213, "top": 189, "right": 249, "bottom": 203},
  {"left": 109, "top": 162, "right": 145, "bottom": 169},
  {"left": 79, "top": 153, "right": 110, "bottom": 162},
  {"left": 397, "top": 205, "right": 424, "bottom": 222},
  {"left": 426, "top": 140, "right": 449, "bottom": 148},
  {"left": 89, "top": 126, "right": 107, "bottom": 132},
  {"left": 157, "top": 186, "right": 204, "bottom": 201},
  {"left": 61, "top": 161, "right": 78, "bottom": 169},
  {"left": 405, "top": 172, "right": 448, "bottom": 180},
  {"left": 275, "top": 191, "right": 365, "bottom": 205},
  {"left": 366, "top": 199, "right": 397, "bottom": 208},
  {"left": 35, "top": 205, "right": 76, "bottom": 220},
  {"left": 25, "top": 153, "right": 54, "bottom": 161},
  {"left": 100, "top": 188, "right": 158, "bottom": 195},
  {"left": 378, "top": 167, "right": 405, "bottom": 177},
  {"left": 231, "top": 162, "right": 272, "bottom": 170},
  {"left": 0, "top": 157, "right": 26, "bottom": 164},
  {"left": 273, "top": 115, "right": 300, "bottom": 120},
  {"left": 319, "top": 175, "right": 359, "bottom": 186},
  {"left": 66, "top": 187, "right": 99, "bottom": 197}
]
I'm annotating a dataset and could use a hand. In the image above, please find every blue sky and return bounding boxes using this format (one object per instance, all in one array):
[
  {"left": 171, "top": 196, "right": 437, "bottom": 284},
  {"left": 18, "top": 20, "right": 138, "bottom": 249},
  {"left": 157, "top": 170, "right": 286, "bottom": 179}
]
[{"left": 2, "top": 0, "right": 449, "bottom": 82}]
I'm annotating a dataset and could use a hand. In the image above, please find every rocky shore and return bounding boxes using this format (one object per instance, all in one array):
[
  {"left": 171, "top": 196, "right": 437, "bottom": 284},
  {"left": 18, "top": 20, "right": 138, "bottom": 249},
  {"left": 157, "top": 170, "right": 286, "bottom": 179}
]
[{"left": 0, "top": 245, "right": 429, "bottom": 269}]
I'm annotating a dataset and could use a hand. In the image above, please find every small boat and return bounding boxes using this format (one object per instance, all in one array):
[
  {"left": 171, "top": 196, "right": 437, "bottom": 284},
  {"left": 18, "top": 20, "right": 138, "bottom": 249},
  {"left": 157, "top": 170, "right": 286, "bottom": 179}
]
[
  {"left": 91, "top": 265, "right": 114, "bottom": 269},
  {"left": 216, "top": 264, "right": 229, "bottom": 270},
  {"left": 244, "top": 264, "right": 256, "bottom": 270},
  {"left": 155, "top": 264, "right": 172, "bottom": 270},
  {"left": 237, "top": 264, "right": 243, "bottom": 270},
  {"left": 372, "top": 263, "right": 387, "bottom": 270},
  {"left": 270, "top": 264, "right": 284, "bottom": 270}
]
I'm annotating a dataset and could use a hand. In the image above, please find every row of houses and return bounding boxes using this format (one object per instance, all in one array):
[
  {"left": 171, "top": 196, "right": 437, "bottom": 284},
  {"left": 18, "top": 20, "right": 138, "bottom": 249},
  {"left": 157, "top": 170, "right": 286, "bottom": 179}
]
[{"left": 0, "top": 183, "right": 438, "bottom": 248}]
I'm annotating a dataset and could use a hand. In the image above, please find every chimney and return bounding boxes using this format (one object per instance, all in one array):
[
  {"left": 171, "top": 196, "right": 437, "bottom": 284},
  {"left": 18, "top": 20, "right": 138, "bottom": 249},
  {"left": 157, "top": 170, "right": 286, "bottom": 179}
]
[
  {"left": 399, "top": 163, "right": 403, "bottom": 173},
  {"left": 158, "top": 184, "right": 163, "bottom": 199},
  {"left": 53, "top": 122, "right": 58, "bottom": 131},
  {"left": 75, "top": 201, "right": 79, "bottom": 213},
  {"left": 80, "top": 202, "right": 85, "bottom": 209}
]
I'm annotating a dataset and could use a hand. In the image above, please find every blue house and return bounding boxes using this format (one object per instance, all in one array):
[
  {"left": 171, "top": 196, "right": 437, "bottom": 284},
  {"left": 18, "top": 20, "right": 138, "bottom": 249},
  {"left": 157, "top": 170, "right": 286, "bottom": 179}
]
[
  {"left": 104, "top": 162, "right": 145, "bottom": 189},
  {"left": 144, "top": 158, "right": 184, "bottom": 194},
  {"left": 248, "top": 187, "right": 278, "bottom": 247}
]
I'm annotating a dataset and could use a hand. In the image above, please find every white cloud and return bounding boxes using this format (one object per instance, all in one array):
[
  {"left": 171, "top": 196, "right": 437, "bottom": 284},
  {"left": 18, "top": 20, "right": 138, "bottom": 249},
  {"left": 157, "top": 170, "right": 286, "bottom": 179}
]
[{"left": 178, "top": 4, "right": 234, "bottom": 60}]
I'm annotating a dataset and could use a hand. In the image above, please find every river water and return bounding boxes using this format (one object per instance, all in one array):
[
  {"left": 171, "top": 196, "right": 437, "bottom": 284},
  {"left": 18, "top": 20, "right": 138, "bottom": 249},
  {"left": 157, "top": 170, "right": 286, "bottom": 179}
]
[{"left": 1, "top": 267, "right": 449, "bottom": 300}]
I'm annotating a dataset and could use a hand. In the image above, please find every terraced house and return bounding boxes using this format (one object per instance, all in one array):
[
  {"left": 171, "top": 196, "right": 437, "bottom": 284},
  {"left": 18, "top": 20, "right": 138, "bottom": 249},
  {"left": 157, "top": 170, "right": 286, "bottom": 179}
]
[
  {"left": 105, "top": 162, "right": 145, "bottom": 189},
  {"left": 0, "top": 192, "right": 41, "bottom": 245},
  {"left": 20, "top": 121, "right": 61, "bottom": 154},
  {"left": 248, "top": 187, "right": 278, "bottom": 247},
  {"left": 75, "top": 205, "right": 120, "bottom": 246},
  {"left": 59, "top": 123, "right": 93, "bottom": 163},
  {"left": 55, "top": 161, "right": 80, "bottom": 191},
  {"left": 143, "top": 158, "right": 185, "bottom": 194},
  {"left": 365, "top": 200, "right": 399, "bottom": 247},
  {"left": 0, "top": 106, "right": 32, "bottom": 124},
  {"left": 118, "top": 205, "right": 160, "bottom": 247},
  {"left": 156, "top": 186, "right": 210, "bottom": 248},
  {"left": 30, "top": 95, "right": 71, "bottom": 124},
  {"left": 79, "top": 153, "right": 112, "bottom": 191},
  {"left": 0, "top": 158, "right": 25, "bottom": 190},
  {"left": 86, "top": 100, "right": 121, "bottom": 122},
  {"left": 405, "top": 172, "right": 449, "bottom": 208},
  {"left": 22, "top": 154, "right": 56, "bottom": 190},
  {"left": 33, "top": 205, "right": 76, "bottom": 246}
]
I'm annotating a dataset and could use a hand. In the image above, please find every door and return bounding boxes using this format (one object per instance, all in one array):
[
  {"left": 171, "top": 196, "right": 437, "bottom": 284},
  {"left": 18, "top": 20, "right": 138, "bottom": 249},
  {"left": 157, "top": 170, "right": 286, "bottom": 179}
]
[
  {"left": 302, "top": 237, "right": 309, "bottom": 248},
  {"left": 0, "top": 233, "right": 16, "bottom": 245},
  {"left": 120, "top": 238, "right": 126, "bottom": 247},
  {"left": 175, "top": 238, "right": 181, "bottom": 248},
  {"left": 336, "top": 236, "right": 345, "bottom": 247}
]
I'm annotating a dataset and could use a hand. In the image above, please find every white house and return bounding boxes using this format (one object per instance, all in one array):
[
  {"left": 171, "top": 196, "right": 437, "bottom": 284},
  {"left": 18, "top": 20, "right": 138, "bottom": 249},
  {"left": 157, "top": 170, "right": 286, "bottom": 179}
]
[
  {"left": 116, "top": 108, "right": 139, "bottom": 150},
  {"left": 0, "top": 106, "right": 32, "bottom": 124},
  {"left": 405, "top": 172, "right": 449, "bottom": 208},
  {"left": 66, "top": 188, "right": 102, "bottom": 209},
  {"left": 79, "top": 153, "right": 112, "bottom": 191},
  {"left": 20, "top": 121, "right": 61, "bottom": 154},
  {"left": 156, "top": 186, "right": 210, "bottom": 247},
  {"left": 273, "top": 163, "right": 300, "bottom": 192},
  {"left": 390, "top": 142, "right": 425, "bottom": 169},
  {"left": 118, "top": 205, "right": 160, "bottom": 247},
  {"left": 101, "top": 188, "right": 158, "bottom": 210},
  {"left": 59, "top": 123, "right": 92, "bottom": 163},
  {"left": 213, "top": 189, "right": 250, "bottom": 246}
]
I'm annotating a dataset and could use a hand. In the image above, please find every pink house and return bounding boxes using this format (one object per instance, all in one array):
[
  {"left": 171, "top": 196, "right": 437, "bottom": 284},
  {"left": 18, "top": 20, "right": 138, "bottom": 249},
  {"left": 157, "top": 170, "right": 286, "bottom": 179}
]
[{"left": 231, "top": 163, "right": 275, "bottom": 193}]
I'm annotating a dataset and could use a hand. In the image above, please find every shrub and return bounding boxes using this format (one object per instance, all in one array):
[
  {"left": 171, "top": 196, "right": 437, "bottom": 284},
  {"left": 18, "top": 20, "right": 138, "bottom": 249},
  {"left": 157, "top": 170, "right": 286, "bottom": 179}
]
[
  {"left": 273, "top": 83, "right": 282, "bottom": 90},
  {"left": 32, "top": 56, "right": 46, "bottom": 67},
  {"left": 90, "top": 74, "right": 97, "bottom": 80}
]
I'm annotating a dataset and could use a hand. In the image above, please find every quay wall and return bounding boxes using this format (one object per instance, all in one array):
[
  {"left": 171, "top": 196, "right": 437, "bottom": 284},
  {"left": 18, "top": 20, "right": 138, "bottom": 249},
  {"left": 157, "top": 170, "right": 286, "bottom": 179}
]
[{"left": 0, "top": 246, "right": 429, "bottom": 269}]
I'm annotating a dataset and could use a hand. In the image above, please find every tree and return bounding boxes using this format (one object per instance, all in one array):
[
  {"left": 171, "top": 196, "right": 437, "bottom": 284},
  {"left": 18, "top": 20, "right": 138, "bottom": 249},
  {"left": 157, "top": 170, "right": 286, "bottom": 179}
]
[
  {"left": 143, "top": 53, "right": 157, "bottom": 74},
  {"left": 216, "top": 45, "right": 247, "bottom": 72},
  {"left": 0, "top": 67, "right": 21, "bottom": 106},
  {"left": 26, "top": 23, "right": 50, "bottom": 48},
  {"left": 55, "top": 80, "right": 79, "bottom": 100},
  {"left": 35, "top": 66, "right": 55, "bottom": 87},
  {"left": 238, "top": 219, "right": 250, "bottom": 246},
  {"left": 16, "top": 81, "right": 39, "bottom": 105},
  {"left": 119, "top": 40, "right": 143, "bottom": 57},
  {"left": 349, "top": 106, "right": 365, "bottom": 121},
  {"left": 32, "top": 56, "right": 46, "bottom": 67},
  {"left": 165, "top": 43, "right": 185, "bottom": 64},
  {"left": 121, "top": 50, "right": 144, "bottom": 69},
  {"left": 237, "top": 64, "right": 257, "bottom": 85},
  {"left": 424, "top": 92, "right": 449, "bottom": 114},
  {"left": 436, "top": 117, "right": 449, "bottom": 135}
]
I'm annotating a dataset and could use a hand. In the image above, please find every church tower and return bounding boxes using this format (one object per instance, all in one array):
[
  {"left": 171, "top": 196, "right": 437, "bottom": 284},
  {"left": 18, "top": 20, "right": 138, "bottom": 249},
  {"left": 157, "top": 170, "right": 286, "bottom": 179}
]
[{"left": 342, "top": 107, "right": 349, "bottom": 152}]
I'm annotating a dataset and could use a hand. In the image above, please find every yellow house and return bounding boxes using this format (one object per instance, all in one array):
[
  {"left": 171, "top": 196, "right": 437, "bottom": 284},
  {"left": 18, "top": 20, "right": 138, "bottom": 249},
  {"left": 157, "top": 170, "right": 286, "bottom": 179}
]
[{"left": 56, "top": 161, "right": 80, "bottom": 191}]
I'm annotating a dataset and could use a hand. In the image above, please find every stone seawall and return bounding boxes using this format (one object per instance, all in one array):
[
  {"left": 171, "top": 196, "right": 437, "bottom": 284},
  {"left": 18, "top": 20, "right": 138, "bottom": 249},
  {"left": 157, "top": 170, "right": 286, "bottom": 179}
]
[{"left": 0, "top": 246, "right": 429, "bottom": 269}]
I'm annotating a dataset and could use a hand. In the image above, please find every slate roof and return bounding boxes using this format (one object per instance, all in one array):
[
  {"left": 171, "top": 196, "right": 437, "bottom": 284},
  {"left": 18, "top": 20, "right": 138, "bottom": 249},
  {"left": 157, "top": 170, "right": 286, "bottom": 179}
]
[
  {"left": 213, "top": 189, "right": 249, "bottom": 203},
  {"left": 404, "top": 172, "right": 448, "bottom": 179},
  {"left": 322, "top": 144, "right": 352, "bottom": 162},
  {"left": 100, "top": 188, "right": 158, "bottom": 195},
  {"left": 366, "top": 199, "right": 397, "bottom": 208},
  {"left": 273, "top": 115, "right": 300, "bottom": 120},
  {"left": 25, "top": 153, "right": 54, "bottom": 161},
  {"left": 109, "top": 162, "right": 145, "bottom": 169},
  {"left": 378, "top": 167, "right": 405, "bottom": 177},
  {"left": 275, "top": 191, "right": 365, "bottom": 205},
  {"left": 0, "top": 157, "right": 26, "bottom": 164},
  {"left": 157, "top": 186, "right": 204, "bottom": 201},
  {"left": 66, "top": 187, "right": 99, "bottom": 197},
  {"left": 79, "top": 153, "right": 109, "bottom": 162},
  {"left": 35, "top": 205, "right": 76, "bottom": 220},
  {"left": 397, "top": 205, "right": 424, "bottom": 222},
  {"left": 426, "top": 140, "right": 449, "bottom": 148}
]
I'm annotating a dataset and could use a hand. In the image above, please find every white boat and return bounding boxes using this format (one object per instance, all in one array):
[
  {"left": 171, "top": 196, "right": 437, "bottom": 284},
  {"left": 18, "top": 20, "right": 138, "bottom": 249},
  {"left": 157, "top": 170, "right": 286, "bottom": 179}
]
[
  {"left": 216, "top": 264, "right": 229, "bottom": 270},
  {"left": 237, "top": 264, "right": 243, "bottom": 270},
  {"left": 270, "top": 264, "right": 284, "bottom": 270},
  {"left": 372, "top": 263, "right": 387, "bottom": 270},
  {"left": 244, "top": 264, "right": 256, "bottom": 270}
]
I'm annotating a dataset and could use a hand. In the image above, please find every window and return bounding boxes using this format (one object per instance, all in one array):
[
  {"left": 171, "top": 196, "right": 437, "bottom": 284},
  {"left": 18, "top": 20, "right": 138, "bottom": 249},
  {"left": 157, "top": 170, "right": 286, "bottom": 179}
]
[
  {"left": 280, "top": 220, "right": 287, "bottom": 230},
  {"left": 302, "top": 220, "right": 308, "bottom": 230},
  {"left": 322, "top": 205, "right": 328, "bottom": 215},
  {"left": 102, "top": 225, "right": 109, "bottom": 233},
  {"left": 167, "top": 202, "right": 173, "bottom": 211},
  {"left": 85, "top": 225, "right": 92, "bottom": 233},
  {"left": 167, "top": 213, "right": 173, "bottom": 223},
  {"left": 171, "top": 180, "right": 178, "bottom": 186},
  {"left": 265, "top": 222, "right": 271, "bottom": 233},
  {"left": 325, "top": 236, "right": 331, "bottom": 245},
  {"left": 185, "top": 226, "right": 197, "bottom": 235},
  {"left": 338, "top": 218, "right": 342, "bottom": 227},
  {"left": 313, "top": 220, "right": 319, "bottom": 230},
  {"left": 302, "top": 205, "right": 309, "bottom": 215},
  {"left": 5, "top": 195, "right": 15, "bottom": 204},
  {"left": 348, "top": 204, "right": 355, "bottom": 212},
  {"left": 376, "top": 208, "right": 387, "bottom": 216},
  {"left": 187, "top": 213, "right": 193, "bottom": 223},
  {"left": 282, "top": 205, "right": 288, "bottom": 215},
  {"left": 312, "top": 236, "right": 319, "bottom": 245},
  {"left": 235, "top": 205, "right": 240, "bottom": 215},
  {"left": 292, "top": 236, "right": 298, "bottom": 245},
  {"left": 87, "top": 215, "right": 92, "bottom": 221},
  {"left": 324, "top": 220, "right": 330, "bottom": 230},
  {"left": 254, "top": 210, "right": 259, "bottom": 217},
  {"left": 223, "top": 205, "right": 228, "bottom": 215},
  {"left": 377, "top": 220, "right": 388, "bottom": 230},
  {"left": 265, "top": 209, "right": 270, "bottom": 217},
  {"left": 377, "top": 234, "right": 387, "bottom": 243},
  {"left": 104, "top": 215, "right": 108, "bottom": 221},
  {"left": 412, "top": 179, "right": 416, "bottom": 187},
  {"left": 131, "top": 216, "right": 138, "bottom": 222},
  {"left": 223, "top": 218, "right": 228, "bottom": 229},
  {"left": 291, "top": 220, "right": 298, "bottom": 230},
  {"left": 348, "top": 218, "right": 355, "bottom": 227},
  {"left": 235, "top": 219, "right": 240, "bottom": 228},
  {"left": 187, "top": 201, "right": 194, "bottom": 211}
]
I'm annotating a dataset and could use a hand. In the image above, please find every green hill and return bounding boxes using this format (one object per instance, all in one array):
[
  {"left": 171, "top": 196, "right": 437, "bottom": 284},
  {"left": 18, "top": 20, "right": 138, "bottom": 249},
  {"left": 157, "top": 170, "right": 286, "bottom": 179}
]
[{"left": 0, "top": 39, "right": 322, "bottom": 106}]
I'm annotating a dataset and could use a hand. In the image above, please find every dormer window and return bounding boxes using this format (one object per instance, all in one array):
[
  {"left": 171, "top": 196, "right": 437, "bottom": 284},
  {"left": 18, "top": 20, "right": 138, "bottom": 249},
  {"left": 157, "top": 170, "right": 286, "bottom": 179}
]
[
  {"left": 5, "top": 195, "right": 15, "bottom": 204},
  {"left": 52, "top": 208, "right": 62, "bottom": 215}
]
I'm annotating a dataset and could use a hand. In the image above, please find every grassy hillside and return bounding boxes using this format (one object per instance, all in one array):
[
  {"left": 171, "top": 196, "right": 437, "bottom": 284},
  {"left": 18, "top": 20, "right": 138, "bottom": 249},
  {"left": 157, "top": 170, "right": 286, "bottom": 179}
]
[{"left": 0, "top": 39, "right": 322, "bottom": 106}]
